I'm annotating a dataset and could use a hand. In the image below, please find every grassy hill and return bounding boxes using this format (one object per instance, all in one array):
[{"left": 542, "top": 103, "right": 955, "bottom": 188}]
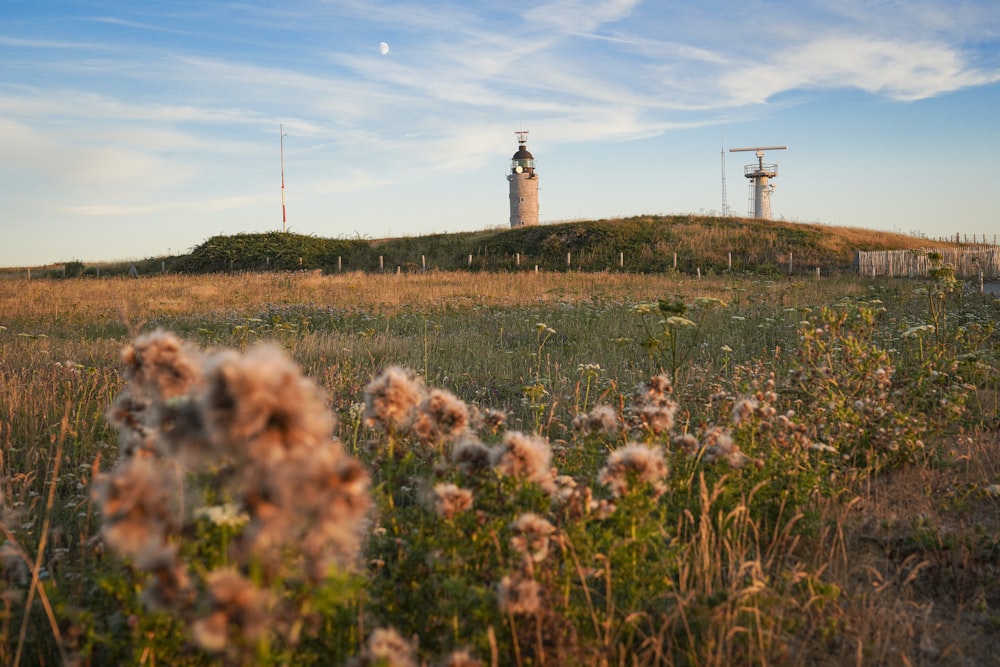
[{"left": 3, "top": 214, "right": 953, "bottom": 278}]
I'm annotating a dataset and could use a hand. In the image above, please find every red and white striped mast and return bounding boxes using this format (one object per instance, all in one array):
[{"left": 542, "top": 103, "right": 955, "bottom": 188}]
[{"left": 280, "top": 124, "right": 288, "bottom": 232}]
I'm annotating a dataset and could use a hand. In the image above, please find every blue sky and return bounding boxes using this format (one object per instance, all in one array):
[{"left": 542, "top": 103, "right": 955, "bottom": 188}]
[{"left": 2, "top": 0, "right": 999, "bottom": 267}]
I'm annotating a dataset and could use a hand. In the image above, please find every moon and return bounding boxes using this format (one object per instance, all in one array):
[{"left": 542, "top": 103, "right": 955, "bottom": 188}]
[{"left": 379, "top": 41, "right": 390, "bottom": 56}]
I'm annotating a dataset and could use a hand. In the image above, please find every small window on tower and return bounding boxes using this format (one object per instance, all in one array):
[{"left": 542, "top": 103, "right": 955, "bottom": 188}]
[{"left": 520, "top": 197, "right": 524, "bottom": 203}]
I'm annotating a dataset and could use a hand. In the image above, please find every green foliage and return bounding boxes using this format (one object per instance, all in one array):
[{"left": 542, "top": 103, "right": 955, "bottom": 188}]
[{"left": 59, "top": 214, "right": 943, "bottom": 278}]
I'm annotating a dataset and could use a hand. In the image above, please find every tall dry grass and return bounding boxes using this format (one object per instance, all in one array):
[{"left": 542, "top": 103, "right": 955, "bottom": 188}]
[{"left": 0, "top": 270, "right": 997, "bottom": 665}]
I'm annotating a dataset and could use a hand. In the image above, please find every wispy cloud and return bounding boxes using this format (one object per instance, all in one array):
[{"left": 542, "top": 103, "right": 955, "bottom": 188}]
[
  {"left": 720, "top": 36, "right": 1000, "bottom": 103},
  {"left": 1, "top": 0, "right": 998, "bottom": 265}
]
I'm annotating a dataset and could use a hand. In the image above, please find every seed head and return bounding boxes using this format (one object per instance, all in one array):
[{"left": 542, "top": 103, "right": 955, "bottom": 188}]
[
  {"left": 363, "top": 367, "right": 427, "bottom": 434},
  {"left": 432, "top": 483, "right": 474, "bottom": 520},
  {"left": 413, "top": 388, "right": 471, "bottom": 446},
  {"left": 510, "top": 512, "right": 556, "bottom": 563},
  {"left": 598, "top": 443, "right": 669, "bottom": 499},
  {"left": 491, "top": 431, "right": 555, "bottom": 492},
  {"left": 573, "top": 404, "right": 620, "bottom": 436},
  {"left": 350, "top": 627, "right": 418, "bottom": 667},
  {"left": 497, "top": 575, "right": 542, "bottom": 616}
]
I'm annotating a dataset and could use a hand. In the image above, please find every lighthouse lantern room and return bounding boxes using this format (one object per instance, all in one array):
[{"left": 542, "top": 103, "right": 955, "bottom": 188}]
[{"left": 507, "top": 131, "right": 539, "bottom": 227}]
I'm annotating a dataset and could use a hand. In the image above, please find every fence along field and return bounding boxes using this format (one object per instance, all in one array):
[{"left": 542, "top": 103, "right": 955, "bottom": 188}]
[
  {"left": 857, "top": 247, "right": 1000, "bottom": 279},
  {"left": 1, "top": 265, "right": 999, "bottom": 664}
]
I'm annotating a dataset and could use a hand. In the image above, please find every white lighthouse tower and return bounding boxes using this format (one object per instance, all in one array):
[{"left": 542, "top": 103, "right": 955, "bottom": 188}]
[{"left": 507, "top": 131, "right": 539, "bottom": 227}]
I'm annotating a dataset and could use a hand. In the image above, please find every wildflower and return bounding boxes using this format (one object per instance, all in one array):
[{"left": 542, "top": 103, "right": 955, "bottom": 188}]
[
  {"left": 363, "top": 366, "right": 427, "bottom": 434},
  {"left": 439, "top": 649, "right": 483, "bottom": 667},
  {"left": 92, "top": 457, "right": 179, "bottom": 569},
  {"left": 432, "top": 483, "right": 474, "bottom": 520},
  {"left": 630, "top": 303, "right": 655, "bottom": 315},
  {"left": 451, "top": 435, "right": 493, "bottom": 475},
  {"left": 693, "top": 296, "right": 727, "bottom": 309},
  {"left": 190, "top": 568, "right": 270, "bottom": 653},
  {"left": 671, "top": 433, "right": 700, "bottom": 455},
  {"left": 469, "top": 406, "right": 507, "bottom": 434},
  {"left": 700, "top": 427, "right": 748, "bottom": 468},
  {"left": 902, "top": 324, "right": 935, "bottom": 338},
  {"left": 350, "top": 627, "right": 418, "bottom": 667},
  {"left": 241, "top": 442, "right": 370, "bottom": 581},
  {"left": 140, "top": 560, "right": 192, "bottom": 610},
  {"left": 731, "top": 398, "right": 759, "bottom": 426},
  {"left": 491, "top": 431, "right": 555, "bottom": 492},
  {"left": 551, "top": 474, "right": 579, "bottom": 503},
  {"left": 589, "top": 498, "right": 617, "bottom": 519},
  {"left": 120, "top": 329, "right": 203, "bottom": 401},
  {"left": 572, "top": 404, "right": 620, "bottom": 436},
  {"left": 598, "top": 443, "right": 669, "bottom": 498},
  {"left": 100, "top": 331, "right": 374, "bottom": 649},
  {"left": 631, "top": 375, "right": 679, "bottom": 436},
  {"left": 497, "top": 575, "right": 542, "bottom": 615},
  {"left": 664, "top": 316, "right": 696, "bottom": 328},
  {"left": 413, "top": 388, "right": 471, "bottom": 446},
  {"left": 193, "top": 503, "right": 250, "bottom": 529},
  {"left": 510, "top": 513, "right": 556, "bottom": 564},
  {"left": 201, "top": 345, "right": 335, "bottom": 460}
]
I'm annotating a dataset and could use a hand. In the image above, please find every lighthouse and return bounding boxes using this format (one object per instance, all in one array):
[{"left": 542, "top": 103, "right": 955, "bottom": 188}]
[{"left": 507, "top": 131, "right": 539, "bottom": 227}]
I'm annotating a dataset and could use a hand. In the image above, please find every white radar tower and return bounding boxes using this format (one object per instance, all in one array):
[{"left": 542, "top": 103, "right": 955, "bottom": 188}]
[{"left": 729, "top": 145, "right": 787, "bottom": 219}]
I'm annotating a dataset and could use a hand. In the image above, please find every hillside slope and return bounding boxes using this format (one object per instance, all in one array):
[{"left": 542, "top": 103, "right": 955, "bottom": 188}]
[{"left": 5, "top": 215, "right": 953, "bottom": 277}]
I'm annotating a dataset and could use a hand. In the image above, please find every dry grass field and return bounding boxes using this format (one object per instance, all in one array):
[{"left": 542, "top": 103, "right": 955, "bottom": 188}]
[{"left": 1, "top": 270, "right": 998, "bottom": 666}]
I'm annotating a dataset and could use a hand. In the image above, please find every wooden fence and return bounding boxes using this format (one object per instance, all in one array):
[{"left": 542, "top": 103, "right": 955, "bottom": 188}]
[{"left": 856, "top": 248, "right": 1000, "bottom": 279}]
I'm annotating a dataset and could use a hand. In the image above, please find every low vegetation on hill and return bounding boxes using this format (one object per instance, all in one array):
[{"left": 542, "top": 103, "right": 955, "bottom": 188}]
[{"left": 3, "top": 215, "right": 951, "bottom": 278}]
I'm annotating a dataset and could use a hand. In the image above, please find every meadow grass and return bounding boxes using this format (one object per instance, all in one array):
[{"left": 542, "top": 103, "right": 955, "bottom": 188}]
[{"left": 0, "top": 271, "right": 998, "bottom": 666}]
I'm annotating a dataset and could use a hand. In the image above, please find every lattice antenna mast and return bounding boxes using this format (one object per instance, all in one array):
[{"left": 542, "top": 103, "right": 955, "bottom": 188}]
[
  {"left": 280, "top": 124, "right": 288, "bottom": 233},
  {"left": 729, "top": 145, "right": 787, "bottom": 219},
  {"left": 720, "top": 122, "right": 729, "bottom": 216}
]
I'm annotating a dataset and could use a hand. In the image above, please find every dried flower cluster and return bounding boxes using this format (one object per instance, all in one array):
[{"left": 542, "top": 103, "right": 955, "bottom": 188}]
[
  {"left": 509, "top": 512, "right": 556, "bottom": 564},
  {"left": 497, "top": 574, "right": 542, "bottom": 616},
  {"left": 94, "top": 330, "right": 371, "bottom": 653},
  {"left": 598, "top": 443, "right": 669, "bottom": 498},
  {"left": 699, "top": 427, "right": 749, "bottom": 468},
  {"left": 431, "top": 482, "right": 474, "bottom": 520},
  {"left": 349, "top": 627, "right": 418, "bottom": 667},
  {"left": 491, "top": 431, "right": 556, "bottom": 493},
  {"left": 629, "top": 374, "right": 679, "bottom": 436},
  {"left": 572, "top": 404, "right": 620, "bottom": 436},
  {"left": 364, "top": 367, "right": 474, "bottom": 449}
]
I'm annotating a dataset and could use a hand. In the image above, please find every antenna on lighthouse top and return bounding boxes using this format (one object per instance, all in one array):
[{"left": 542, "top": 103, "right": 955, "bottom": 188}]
[{"left": 515, "top": 130, "right": 529, "bottom": 146}]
